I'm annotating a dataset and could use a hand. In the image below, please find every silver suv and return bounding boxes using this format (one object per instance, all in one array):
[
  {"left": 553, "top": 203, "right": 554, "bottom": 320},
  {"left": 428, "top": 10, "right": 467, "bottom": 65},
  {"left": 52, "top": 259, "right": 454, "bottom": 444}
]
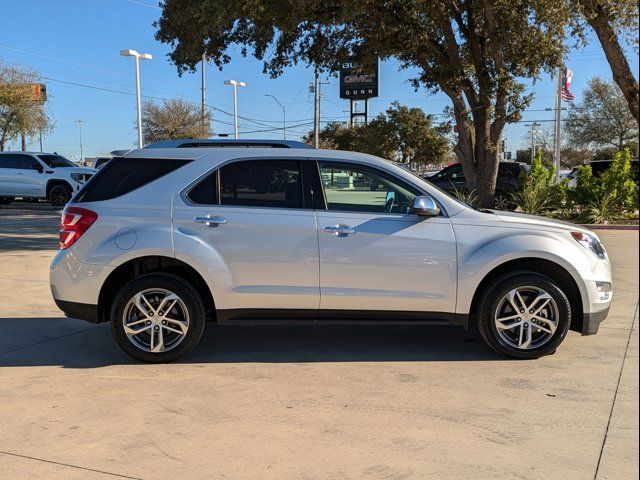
[
  {"left": 0, "top": 152, "right": 95, "bottom": 206},
  {"left": 50, "top": 148, "right": 612, "bottom": 362}
]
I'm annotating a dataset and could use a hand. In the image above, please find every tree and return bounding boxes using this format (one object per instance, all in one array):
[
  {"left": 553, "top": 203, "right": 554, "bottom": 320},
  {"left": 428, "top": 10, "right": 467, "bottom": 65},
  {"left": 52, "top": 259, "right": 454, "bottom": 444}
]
[
  {"left": 0, "top": 61, "right": 51, "bottom": 151},
  {"left": 303, "top": 102, "right": 450, "bottom": 166},
  {"left": 141, "top": 98, "right": 212, "bottom": 144},
  {"left": 565, "top": 77, "right": 638, "bottom": 151},
  {"left": 573, "top": 0, "right": 639, "bottom": 122},
  {"left": 155, "top": 1, "right": 568, "bottom": 207}
]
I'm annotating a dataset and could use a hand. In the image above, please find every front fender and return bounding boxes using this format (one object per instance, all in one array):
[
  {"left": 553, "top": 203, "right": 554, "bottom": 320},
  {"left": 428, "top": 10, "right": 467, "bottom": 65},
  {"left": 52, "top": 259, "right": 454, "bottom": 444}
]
[{"left": 455, "top": 228, "right": 593, "bottom": 315}]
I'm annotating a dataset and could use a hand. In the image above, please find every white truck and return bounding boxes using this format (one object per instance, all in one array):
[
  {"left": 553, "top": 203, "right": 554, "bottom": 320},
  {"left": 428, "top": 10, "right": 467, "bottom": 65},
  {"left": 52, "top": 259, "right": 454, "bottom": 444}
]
[{"left": 0, "top": 152, "right": 95, "bottom": 207}]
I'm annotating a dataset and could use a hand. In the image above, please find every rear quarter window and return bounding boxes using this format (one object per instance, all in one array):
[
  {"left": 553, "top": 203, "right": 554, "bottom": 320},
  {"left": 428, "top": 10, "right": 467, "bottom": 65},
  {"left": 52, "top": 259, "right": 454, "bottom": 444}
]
[{"left": 74, "top": 157, "right": 189, "bottom": 203}]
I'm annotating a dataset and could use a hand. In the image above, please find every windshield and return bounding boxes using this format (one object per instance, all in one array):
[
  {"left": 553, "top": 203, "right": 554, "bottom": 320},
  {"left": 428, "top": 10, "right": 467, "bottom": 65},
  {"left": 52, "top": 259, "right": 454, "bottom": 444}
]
[{"left": 37, "top": 154, "right": 75, "bottom": 168}]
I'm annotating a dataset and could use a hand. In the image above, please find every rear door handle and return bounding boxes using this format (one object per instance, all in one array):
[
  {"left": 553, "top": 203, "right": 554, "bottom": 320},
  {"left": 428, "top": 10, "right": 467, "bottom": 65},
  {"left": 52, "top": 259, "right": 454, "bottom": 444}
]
[
  {"left": 194, "top": 215, "right": 227, "bottom": 227},
  {"left": 323, "top": 224, "right": 356, "bottom": 237}
]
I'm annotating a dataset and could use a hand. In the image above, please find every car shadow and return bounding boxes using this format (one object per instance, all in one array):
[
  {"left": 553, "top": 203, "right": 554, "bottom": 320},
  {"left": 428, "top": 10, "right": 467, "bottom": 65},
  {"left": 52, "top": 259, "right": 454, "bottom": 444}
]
[{"left": 0, "top": 317, "right": 503, "bottom": 368}]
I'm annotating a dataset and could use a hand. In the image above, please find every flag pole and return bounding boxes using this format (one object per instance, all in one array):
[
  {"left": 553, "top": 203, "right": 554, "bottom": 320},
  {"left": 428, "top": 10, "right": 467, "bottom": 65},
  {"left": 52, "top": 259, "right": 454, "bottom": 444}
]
[{"left": 553, "top": 67, "right": 562, "bottom": 184}]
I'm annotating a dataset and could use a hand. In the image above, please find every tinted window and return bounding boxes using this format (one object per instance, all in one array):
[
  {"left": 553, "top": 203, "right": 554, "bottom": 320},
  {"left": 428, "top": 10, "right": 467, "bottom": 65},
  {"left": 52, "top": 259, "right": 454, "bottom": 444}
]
[
  {"left": 75, "top": 157, "right": 189, "bottom": 203},
  {"left": 319, "top": 162, "right": 421, "bottom": 214},
  {"left": 37, "top": 154, "right": 75, "bottom": 168},
  {"left": 435, "top": 164, "right": 464, "bottom": 180},
  {"left": 590, "top": 162, "right": 612, "bottom": 177},
  {"left": 219, "top": 160, "right": 302, "bottom": 208},
  {"left": 187, "top": 171, "right": 218, "bottom": 205},
  {"left": 18, "top": 156, "right": 41, "bottom": 170},
  {"left": 0, "top": 154, "right": 20, "bottom": 169}
]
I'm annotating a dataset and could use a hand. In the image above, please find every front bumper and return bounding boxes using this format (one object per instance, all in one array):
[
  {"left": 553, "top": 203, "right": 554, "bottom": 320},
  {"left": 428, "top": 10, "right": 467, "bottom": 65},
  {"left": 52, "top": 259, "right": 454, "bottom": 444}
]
[
  {"left": 54, "top": 299, "right": 101, "bottom": 323},
  {"left": 582, "top": 307, "right": 610, "bottom": 335}
]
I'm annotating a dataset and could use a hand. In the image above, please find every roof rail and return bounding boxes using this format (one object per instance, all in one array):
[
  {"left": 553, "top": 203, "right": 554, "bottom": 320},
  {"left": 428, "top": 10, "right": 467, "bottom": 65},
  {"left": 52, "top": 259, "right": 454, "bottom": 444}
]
[{"left": 144, "top": 139, "right": 312, "bottom": 149}]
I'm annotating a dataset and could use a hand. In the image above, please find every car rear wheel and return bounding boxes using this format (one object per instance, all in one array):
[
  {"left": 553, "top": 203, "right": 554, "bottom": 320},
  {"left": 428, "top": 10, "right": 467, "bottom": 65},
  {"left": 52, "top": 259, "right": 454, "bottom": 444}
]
[
  {"left": 110, "top": 273, "right": 206, "bottom": 363},
  {"left": 48, "top": 184, "right": 72, "bottom": 207},
  {"left": 477, "top": 272, "right": 571, "bottom": 359}
]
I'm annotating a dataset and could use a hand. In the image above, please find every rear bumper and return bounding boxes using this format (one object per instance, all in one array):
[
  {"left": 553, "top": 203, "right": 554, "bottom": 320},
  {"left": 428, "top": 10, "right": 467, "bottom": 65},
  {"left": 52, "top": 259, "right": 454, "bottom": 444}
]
[{"left": 54, "top": 299, "right": 101, "bottom": 323}]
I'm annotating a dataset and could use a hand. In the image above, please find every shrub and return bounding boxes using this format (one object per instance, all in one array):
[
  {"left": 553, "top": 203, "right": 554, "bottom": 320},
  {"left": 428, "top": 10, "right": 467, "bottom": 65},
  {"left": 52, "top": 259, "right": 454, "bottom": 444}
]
[
  {"left": 513, "top": 154, "right": 567, "bottom": 216},
  {"left": 452, "top": 187, "right": 479, "bottom": 208},
  {"left": 571, "top": 148, "right": 638, "bottom": 221}
]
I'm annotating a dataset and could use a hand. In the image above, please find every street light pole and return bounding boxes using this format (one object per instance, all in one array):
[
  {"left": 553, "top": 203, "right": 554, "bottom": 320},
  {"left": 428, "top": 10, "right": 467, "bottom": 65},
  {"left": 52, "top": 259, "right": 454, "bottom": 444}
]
[
  {"left": 265, "top": 94, "right": 286, "bottom": 139},
  {"left": 75, "top": 120, "right": 85, "bottom": 164},
  {"left": 120, "top": 49, "right": 152, "bottom": 148},
  {"left": 224, "top": 79, "right": 246, "bottom": 139},
  {"left": 201, "top": 55, "right": 207, "bottom": 132}
]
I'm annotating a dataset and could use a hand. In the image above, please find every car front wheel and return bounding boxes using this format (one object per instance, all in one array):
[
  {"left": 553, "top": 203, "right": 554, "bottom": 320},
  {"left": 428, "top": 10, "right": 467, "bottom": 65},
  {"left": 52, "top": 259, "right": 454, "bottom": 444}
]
[
  {"left": 110, "top": 273, "right": 206, "bottom": 362},
  {"left": 48, "top": 184, "right": 72, "bottom": 207},
  {"left": 477, "top": 272, "right": 571, "bottom": 359}
]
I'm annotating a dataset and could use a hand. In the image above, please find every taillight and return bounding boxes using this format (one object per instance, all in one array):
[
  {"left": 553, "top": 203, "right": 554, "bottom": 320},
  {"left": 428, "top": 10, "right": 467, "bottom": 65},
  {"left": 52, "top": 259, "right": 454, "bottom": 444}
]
[{"left": 60, "top": 207, "right": 98, "bottom": 249}]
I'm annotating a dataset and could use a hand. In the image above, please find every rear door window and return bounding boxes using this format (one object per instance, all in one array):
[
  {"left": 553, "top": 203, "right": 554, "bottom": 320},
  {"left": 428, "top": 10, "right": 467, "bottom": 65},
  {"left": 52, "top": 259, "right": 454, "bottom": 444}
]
[
  {"left": 74, "top": 157, "right": 189, "bottom": 203},
  {"left": 0, "top": 155, "right": 20, "bottom": 169},
  {"left": 218, "top": 160, "right": 303, "bottom": 209},
  {"left": 18, "top": 155, "right": 42, "bottom": 170}
]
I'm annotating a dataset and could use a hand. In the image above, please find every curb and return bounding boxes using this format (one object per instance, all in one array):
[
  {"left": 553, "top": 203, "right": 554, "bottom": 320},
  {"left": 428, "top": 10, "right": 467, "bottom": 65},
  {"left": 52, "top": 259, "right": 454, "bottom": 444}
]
[
  {"left": 0, "top": 204, "right": 61, "bottom": 212},
  {"left": 580, "top": 224, "right": 639, "bottom": 231}
]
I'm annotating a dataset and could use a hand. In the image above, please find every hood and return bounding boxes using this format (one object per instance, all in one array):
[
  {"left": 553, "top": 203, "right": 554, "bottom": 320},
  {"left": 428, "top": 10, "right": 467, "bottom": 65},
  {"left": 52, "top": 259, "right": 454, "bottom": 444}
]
[
  {"left": 64, "top": 166, "right": 96, "bottom": 174},
  {"left": 494, "top": 210, "right": 593, "bottom": 235}
]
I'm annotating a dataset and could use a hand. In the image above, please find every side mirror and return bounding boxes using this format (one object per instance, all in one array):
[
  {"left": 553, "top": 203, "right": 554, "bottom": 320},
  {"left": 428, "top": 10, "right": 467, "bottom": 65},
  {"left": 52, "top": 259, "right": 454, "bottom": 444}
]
[{"left": 412, "top": 195, "right": 440, "bottom": 216}]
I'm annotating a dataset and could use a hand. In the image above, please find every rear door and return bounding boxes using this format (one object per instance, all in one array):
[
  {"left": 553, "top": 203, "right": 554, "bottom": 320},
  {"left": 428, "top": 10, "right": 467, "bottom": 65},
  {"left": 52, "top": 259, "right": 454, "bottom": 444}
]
[
  {"left": 0, "top": 154, "right": 18, "bottom": 195},
  {"left": 172, "top": 158, "right": 320, "bottom": 321},
  {"left": 14, "top": 154, "right": 45, "bottom": 196}
]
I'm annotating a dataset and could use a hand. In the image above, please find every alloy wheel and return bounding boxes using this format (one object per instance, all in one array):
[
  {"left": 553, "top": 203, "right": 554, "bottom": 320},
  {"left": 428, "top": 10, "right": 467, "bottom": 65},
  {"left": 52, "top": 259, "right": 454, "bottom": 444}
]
[
  {"left": 494, "top": 286, "right": 559, "bottom": 350},
  {"left": 122, "top": 288, "right": 190, "bottom": 353}
]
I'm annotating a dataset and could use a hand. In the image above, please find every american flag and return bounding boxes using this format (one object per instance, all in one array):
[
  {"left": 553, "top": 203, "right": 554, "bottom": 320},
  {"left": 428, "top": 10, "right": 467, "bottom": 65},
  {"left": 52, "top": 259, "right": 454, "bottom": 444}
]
[{"left": 561, "top": 68, "right": 575, "bottom": 102}]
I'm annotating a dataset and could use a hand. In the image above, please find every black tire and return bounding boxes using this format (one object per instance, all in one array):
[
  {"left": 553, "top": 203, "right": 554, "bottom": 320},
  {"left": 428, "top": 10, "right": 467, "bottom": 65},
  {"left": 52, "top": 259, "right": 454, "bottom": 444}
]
[
  {"left": 0, "top": 196, "right": 14, "bottom": 205},
  {"left": 476, "top": 272, "right": 571, "bottom": 359},
  {"left": 493, "top": 191, "right": 514, "bottom": 211},
  {"left": 110, "top": 273, "right": 207, "bottom": 363},
  {"left": 48, "top": 184, "right": 72, "bottom": 207}
]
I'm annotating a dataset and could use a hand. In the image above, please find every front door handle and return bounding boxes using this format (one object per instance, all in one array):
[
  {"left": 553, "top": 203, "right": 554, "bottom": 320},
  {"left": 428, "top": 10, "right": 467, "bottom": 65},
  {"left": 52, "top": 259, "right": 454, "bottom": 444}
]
[
  {"left": 323, "top": 224, "right": 356, "bottom": 237},
  {"left": 194, "top": 215, "right": 227, "bottom": 227}
]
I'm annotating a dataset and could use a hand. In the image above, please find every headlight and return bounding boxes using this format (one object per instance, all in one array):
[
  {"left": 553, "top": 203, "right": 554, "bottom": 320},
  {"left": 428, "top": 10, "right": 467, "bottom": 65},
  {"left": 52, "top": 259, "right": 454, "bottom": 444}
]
[
  {"left": 71, "top": 173, "right": 87, "bottom": 183},
  {"left": 571, "top": 231, "right": 606, "bottom": 259}
]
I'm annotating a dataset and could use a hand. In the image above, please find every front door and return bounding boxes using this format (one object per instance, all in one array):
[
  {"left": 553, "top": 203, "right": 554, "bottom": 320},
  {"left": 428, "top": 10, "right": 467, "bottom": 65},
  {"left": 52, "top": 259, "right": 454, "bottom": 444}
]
[
  {"left": 316, "top": 160, "right": 457, "bottom": 317},
  {"left": 172, "top": 158, "right": 320, "bottom": 321},
  {"left": 14, "top": 154, "right": 45, "bottom": 196}
]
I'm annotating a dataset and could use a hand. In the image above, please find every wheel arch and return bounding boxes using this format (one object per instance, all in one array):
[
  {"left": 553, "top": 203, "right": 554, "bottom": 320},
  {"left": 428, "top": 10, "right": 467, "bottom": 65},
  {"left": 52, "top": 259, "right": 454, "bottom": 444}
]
[
  {"left": 97, "top": 255, "right": 215, "bottom": 324},
  {"left": 467, "top": 258, "right": 584, "bottom": 333},
  {"left": 46, "top": 179, "right": 73, "bottom": 197}
]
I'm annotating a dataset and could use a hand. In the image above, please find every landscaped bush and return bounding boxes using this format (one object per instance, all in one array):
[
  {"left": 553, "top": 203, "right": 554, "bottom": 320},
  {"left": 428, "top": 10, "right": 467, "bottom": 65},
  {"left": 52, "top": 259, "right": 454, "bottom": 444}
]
[
  {"left": 571, "top": 148, "right": 638, "bottom": 223},
  {"left": 512, "top": 154, "right": 568, "bottom": 216}
]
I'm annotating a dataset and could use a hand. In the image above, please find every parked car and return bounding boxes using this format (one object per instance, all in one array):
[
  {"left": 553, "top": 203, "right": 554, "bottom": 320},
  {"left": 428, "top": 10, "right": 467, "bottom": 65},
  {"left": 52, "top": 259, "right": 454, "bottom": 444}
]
[
  {"left": 0, "top": 152, "right": 96, "bottom": 206},
  {"left": 50, "top": 147, "right": 612, "bottom": 362},
  {"left": 427, "top": 161, "right": 530, "bottom": 210},
  {"left": 566, "top": 159, "right": 639, "bottom": 187}
]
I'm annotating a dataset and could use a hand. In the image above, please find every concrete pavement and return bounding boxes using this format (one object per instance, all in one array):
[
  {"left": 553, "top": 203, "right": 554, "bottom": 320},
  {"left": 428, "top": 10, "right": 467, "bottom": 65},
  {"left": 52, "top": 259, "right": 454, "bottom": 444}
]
[{"left": 0, "top": 209, "right": 637, "bottom": 479}]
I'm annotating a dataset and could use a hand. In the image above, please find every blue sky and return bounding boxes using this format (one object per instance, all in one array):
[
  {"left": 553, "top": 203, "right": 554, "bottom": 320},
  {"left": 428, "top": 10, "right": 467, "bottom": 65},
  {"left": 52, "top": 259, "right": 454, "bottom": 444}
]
[{"left": 1, "top": 0, "right": 638, "bottom": 160}]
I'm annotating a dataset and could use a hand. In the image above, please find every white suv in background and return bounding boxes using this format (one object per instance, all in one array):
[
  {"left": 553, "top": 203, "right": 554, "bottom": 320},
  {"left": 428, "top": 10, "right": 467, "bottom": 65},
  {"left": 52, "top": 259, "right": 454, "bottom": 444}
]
[
  {"left": 0, "top": 152, "right": 95, "bottom": 207},
  {"left": 50, "top": 147, "right": 612, "bottom": 362}
]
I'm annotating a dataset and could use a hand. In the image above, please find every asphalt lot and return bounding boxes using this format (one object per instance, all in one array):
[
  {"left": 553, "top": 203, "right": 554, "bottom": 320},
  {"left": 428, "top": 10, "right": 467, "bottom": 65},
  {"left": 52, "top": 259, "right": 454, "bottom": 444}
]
[{"left": 0, "top": 208, "right": 637, "bottom": 480}]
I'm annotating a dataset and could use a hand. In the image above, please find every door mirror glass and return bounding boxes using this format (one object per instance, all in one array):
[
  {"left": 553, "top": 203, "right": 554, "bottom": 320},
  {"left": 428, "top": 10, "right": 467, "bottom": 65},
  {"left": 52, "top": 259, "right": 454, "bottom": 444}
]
[{"left": 412, "top": 196, "right": 440, "bottom": 216}]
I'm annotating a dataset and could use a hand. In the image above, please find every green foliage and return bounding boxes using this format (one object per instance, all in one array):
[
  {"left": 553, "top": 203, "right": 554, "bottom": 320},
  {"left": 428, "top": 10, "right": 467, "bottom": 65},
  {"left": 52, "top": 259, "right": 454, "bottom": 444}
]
[
  {"left": 452, "top": 187, "right": 479, "bottom": 208},
  {"left": 513, "top": 154, "right": 567, "bottom": 215},
  {"left": 581, "top": 192, "right": 625, "bottom": 225},
  {"left": 572, "top": 148, "right": 638, "bottom": 218},
  {"left": 141, "top": 99, "right": 212, "bottom": 144},
  {"left": 304, "top": 102, "right": 449, "bottom": 166}
]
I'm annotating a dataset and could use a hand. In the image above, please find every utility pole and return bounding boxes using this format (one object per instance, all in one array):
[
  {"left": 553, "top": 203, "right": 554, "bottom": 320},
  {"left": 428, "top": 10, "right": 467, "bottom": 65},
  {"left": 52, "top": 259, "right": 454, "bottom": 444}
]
[
  {"left": 75, "top": 120, "right": 85, "bottom": 164},
  {"left": 313, "top": 70, "right": 320, "bottom": 148},
  {"left": 201, "top": 55, "right": 207, "bottom": 134},
  {"left": 526, "top": 122, "right": 541, "bottom": 161}
]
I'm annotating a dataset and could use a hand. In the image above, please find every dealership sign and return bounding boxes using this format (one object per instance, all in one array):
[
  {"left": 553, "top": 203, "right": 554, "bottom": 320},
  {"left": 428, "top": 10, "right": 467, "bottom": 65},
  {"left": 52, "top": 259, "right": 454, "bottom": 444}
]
[{"left": 339, "top": 59, "right": 379, "bottom": 100}]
